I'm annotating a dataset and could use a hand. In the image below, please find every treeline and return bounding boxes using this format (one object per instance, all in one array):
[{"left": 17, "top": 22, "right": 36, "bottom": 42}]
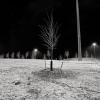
[
  {"left": 0, "top": 49, "right": 95, "bottom": 59},
  {"left": 0, "top": 49, "right": 42, "bottom": 59}
]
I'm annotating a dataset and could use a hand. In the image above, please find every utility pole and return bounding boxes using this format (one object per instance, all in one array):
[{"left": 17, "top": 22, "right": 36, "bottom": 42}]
[{"left": 76, "top": 0, "right": 82, "bottom": 61}]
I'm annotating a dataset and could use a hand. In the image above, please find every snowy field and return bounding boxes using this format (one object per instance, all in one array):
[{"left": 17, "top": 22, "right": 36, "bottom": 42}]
[{"left": 0, "top": 58, "right": 100, "bottom": 100}]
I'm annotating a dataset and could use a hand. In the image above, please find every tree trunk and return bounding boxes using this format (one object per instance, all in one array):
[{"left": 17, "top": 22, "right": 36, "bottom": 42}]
[
  {"left": 50, "top": 60, "right": 53, "bottom": 71},
  {"left": 50, "top": 48, "right": 53, "bottom": 71}
]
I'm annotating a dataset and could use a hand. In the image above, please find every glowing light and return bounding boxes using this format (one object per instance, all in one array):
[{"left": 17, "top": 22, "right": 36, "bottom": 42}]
[
  {"left": 92, "top": 43, "right": 97, "bottom": 47},
  {"left": 91, "top": 42, "right": 97, "bottom": 58},
  {"left": 34, "top": 48, "right": 38, "bottom": 52}
]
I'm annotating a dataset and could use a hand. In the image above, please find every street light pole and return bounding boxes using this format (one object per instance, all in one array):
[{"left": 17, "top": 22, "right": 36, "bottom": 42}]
[
  {"left": 92, "top": 43, "right": 97, "bottom": 58},
  {"left": 93, "top": 46, "right": 96, "bottom": 58},
  {"left": 34, "top": 48, "right": 38, "bottom": 59},
  {"left": 76, "top": 0, "right": 82, "bottom": 61}
]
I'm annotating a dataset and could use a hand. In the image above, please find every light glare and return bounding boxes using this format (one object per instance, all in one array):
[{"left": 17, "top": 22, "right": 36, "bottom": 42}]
[
  {"left": 92, "top": 43, "right": 97, "bottom": 47},
  {"left": 34, "top": 48, "right": 38, "bottom": 52}
]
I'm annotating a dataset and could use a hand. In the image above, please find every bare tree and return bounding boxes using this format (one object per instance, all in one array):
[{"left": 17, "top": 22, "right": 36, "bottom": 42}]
[
  {"left": 39, "top": 14, "right": 60, "bottom": 71},
  {"left": 47, "top": 49, "right": 50, "bottom": 59},
  {"left": 6, "top": 52, "right": 9, "bottom": 58},
  {"left": 43, "top": 54, "right": 47, "bottom": 69},
  {"left": 64, "top": 51, "right": 69, "bottom": 59},
  {"left": 16, "top": 51, "right": 21, "bottom": 58},
  {"left": 59, "top": 55, "right": 63, "bottom": 60},
  {"left": 25, "top": 51, "right": 29, "bottom": 59},
  {"left": 84, "top": 50, "right": 89, "bottom": 58},
  {"left": 11, "top": 52, "right": 15, "bottom": 58}
]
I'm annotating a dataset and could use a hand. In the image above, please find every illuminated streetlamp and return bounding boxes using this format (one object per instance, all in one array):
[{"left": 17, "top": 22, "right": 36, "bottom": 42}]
[
  {"left": 34, "top": 48, "right": 38, "bottom": 53},
  {"left": 91, "top": 42, "right": 97, "bottom": 58},
  {"left": 33, "top": 48, "right": 38, "bottom": 59}
]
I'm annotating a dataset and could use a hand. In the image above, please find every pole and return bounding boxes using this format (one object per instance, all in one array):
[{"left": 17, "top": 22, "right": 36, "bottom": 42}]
[
  {"left": 76, "top": 0, "right": 82, "bottom": 61},
  {"left": 94, "top": 46, "right": 96, "bottom": 58}
]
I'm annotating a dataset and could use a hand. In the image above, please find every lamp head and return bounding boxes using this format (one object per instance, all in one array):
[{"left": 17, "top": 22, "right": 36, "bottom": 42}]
[
  {"left": 34, "top": 48, "right": 38, "bottom": 52},
  {"left": 92, "top": 42, "right": 97, "bottom": 47}
]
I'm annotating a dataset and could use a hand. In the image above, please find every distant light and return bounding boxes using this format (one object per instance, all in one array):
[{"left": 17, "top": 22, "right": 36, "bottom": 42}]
[
  {"left": 92, "top": 42, "right": 97, "bottom": 47},
  {"left": 34, "top": 48, "right": 38, "bottom": 52}
]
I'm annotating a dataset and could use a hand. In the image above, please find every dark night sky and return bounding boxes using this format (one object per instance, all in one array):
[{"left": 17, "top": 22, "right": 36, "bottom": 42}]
[{"left": 1, "top": 0, "right": 100, "bottom": 57}]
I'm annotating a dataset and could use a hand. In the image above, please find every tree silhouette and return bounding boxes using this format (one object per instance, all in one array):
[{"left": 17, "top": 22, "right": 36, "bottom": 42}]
[
  {"left": 39, "top": 13, "right": 60, "bottom": 71},
  {"left": 64, "top": 51, "right": 69, "bottom": 59}
]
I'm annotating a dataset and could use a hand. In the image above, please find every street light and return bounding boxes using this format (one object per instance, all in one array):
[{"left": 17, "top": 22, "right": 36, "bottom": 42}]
[
  {"left": 92, "top": 42, "right": 97, "bottom": 58},
  {"left": 34, "top": 48, "right": 38, "bottom": 53},
  {"left": 33, "top": 48, "right": 38, "bottom": 59}
]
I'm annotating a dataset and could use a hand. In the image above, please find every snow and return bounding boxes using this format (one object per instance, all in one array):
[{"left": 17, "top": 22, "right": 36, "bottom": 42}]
[{"left": 0, "top": 58, "right": 100, "bottom": 100}]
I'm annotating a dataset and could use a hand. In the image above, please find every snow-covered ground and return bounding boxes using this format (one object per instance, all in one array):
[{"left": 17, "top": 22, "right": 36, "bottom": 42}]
[
  {"left": 0, "top": 58, "right": 99, "bottom": 69},
  {"left": 0, "top": 58, "right": 100, "bottom": 100}
]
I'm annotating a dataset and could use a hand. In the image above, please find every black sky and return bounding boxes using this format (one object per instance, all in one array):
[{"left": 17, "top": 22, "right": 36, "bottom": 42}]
[{"left": 1, "top": 0, "right": 100, "bottom": 57}]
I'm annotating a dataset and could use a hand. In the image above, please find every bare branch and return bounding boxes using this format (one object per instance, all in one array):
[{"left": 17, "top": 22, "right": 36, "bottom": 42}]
[{"left": 39, "top": 13, "right": 60, "bottom": 59}]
